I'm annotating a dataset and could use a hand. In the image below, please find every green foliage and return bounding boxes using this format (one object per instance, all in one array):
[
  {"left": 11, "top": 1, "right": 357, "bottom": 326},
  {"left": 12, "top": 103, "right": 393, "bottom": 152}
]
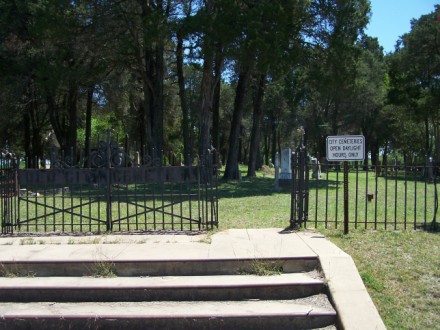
[
  {"left": 0, "top": 0, "right": 438, "bottom": 168},
  {"left": 77, "top": 112, "right": 125, "bottom": 146},
  {"left": 242, "top": 260, "right": 284, "bottom": 276},
  {"left": 387, "top": 6, "right": 440, "bottom": 159},
  {"left": 90, "top": 261, "right": 116, "bottom": 278}
]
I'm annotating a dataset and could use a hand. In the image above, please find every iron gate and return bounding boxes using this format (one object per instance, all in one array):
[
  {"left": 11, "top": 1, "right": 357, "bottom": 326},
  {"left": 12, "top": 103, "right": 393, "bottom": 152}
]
[
  {"left": 1, "top": 139, "right": 218, "bottom": 234},
  {"left": 290, "top": 144, "right": 309, "bottom": 229}
]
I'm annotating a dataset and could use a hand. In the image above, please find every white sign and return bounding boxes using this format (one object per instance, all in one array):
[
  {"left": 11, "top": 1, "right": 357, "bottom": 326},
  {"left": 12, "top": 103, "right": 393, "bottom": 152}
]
[{"left": 326, "top": 135, "right": 365, "bottom": 161}]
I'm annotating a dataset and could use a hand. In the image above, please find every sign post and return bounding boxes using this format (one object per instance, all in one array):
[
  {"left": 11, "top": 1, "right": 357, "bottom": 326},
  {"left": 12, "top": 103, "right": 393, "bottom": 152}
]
[{"left": 326, "top": 135, "right": 365, "bottom": 234}]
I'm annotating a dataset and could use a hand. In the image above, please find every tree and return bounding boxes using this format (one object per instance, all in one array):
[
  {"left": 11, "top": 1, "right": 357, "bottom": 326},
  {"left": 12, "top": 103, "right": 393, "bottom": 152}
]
[
  {"left": 352, "top": 36, "right": 387, "bottom": 166},
  {"left": 388, "top": 6, "right": 440, "bottom": 163},
  {"left": 224, "top": 0, "right": 311, "bottom": 180}
]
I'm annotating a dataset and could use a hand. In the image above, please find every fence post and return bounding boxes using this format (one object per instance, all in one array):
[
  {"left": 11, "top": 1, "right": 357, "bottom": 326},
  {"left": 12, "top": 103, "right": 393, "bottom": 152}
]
[
  {"left": 343, "top": 161, "right": 349, "bottom": 234},
  {"left": 1, "top": 143, "right": 18, "bottom": 234},
  {"left": 105, "top": 130, "right": 112, "bottom": 231},
  {"left": 290, "top": 144, "right": 309, "bottom": 229}
]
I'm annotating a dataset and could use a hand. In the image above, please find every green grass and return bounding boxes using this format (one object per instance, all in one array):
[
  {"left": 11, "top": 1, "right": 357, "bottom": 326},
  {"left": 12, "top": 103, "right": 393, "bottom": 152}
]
[
  {"left": 324, "top": 229, "right": 440, "bottom": 330},
  {"left": 217, "top": 166, "right": 437, "bottom": 231},
  {"left": 6, "top": 165, "right": 440, "bottom": 328}
]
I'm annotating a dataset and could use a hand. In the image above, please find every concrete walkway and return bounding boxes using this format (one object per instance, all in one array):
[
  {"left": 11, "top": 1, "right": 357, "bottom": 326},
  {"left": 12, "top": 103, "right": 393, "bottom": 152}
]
[{"left": 0, "top": 228, "right": 386, "bottom": 330}]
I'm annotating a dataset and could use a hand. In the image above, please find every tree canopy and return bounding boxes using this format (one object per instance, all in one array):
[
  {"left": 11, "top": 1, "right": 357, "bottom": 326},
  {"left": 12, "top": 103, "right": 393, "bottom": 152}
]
[{"left": 0, "top": 1, "right": 439, "bottom": 171}]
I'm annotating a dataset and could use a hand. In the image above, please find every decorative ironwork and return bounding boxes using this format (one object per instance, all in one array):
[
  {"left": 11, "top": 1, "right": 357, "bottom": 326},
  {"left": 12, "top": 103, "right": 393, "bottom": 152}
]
[
  {"left": 1, "top": 142, "right": 18, "bottom": 234},
  {"left": 1, "top": 135, "right": 218, "bottom": 234},
  {"left": 290, "top": 144, "right": 309, "bottom": 229}
]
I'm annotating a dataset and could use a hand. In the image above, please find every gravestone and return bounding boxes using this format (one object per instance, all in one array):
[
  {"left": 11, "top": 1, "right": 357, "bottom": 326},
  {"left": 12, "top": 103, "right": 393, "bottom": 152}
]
[
  {"left": 277, "top": 148, "right": 292, "bottom": 189},
  {"left": 311, "top": 157, "right": 321, "bottom": 179},
  {"left": 280, "top": 148, "right": 292, "bottom": 179}
]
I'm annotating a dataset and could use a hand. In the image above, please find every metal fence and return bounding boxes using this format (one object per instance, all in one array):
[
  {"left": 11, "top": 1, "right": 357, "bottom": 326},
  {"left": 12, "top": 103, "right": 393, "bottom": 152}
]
[
  {"left": 291, "top": 156, "right": 438, "bottom": 231},
  {"left": 0, "top": 138, "right": 218, "bottom": 234}
]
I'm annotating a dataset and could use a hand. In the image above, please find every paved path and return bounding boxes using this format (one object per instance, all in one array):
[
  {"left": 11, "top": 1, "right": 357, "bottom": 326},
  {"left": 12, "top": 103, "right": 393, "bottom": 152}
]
[{"left": 0, "top": 228, "right": 386, "bottom": 330}]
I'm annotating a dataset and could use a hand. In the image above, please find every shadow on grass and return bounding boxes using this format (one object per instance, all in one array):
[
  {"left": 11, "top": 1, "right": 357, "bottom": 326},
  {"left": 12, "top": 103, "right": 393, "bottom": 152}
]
[{"left": 217, "top": 177, "right": 282, "bottom": 199}]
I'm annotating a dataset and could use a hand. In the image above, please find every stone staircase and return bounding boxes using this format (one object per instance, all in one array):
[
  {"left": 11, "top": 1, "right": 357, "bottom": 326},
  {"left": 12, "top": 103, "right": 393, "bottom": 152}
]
[{"left": 0, "top": 256, "right": 337, "bottom": 329}]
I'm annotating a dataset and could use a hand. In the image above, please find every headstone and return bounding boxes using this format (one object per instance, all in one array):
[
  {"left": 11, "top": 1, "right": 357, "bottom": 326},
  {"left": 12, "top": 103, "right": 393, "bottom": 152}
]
[
  {"left": 311, "top": 157, "right": 321, "bottom": 179},
  {"left": 280, "top": 148, "right": 292, "bottom": 179}
]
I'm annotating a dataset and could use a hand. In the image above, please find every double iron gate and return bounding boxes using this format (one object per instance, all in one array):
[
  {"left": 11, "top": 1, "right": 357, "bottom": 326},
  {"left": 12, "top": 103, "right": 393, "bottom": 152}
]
[
  {"left": 3, "top": 137, "right": 438, "bottom": 234},
  {"left": 1, "top": 139, "right": 218, "bottom": 234}
]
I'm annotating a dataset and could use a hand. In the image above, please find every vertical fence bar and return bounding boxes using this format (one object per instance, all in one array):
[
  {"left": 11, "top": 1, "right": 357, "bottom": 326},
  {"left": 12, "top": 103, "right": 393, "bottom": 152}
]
[
  {"left": 197, "top": 162, "right": 202, "bottom": 231},
  {"left": 214, "top": 159, "right": 219, "bottom": 228},
  {"left": 355, "top": 162, "right": 359, "bottom": 229},
  {"left": 424, "top": 175, "right": 428, "bottom": 228},
  {"left": 106, "top": 130, "right": 112, "bottom": 232},
  {"left": 171, "top": 182, "right": 175, "bottom": 230},
  {"left": 290, "top": 151, "right": 297, "bottom": 228},
  {"left": 153, "top": 181, "right": 157, "bottom": 230},
  {"left": 161, "top": 181, "right": 165, "bottom": 229},
  {"left": 343, "top": 162, "right": 349, "bottom": 235},
  {"left": 304, "top": 152, "right": 309, "bottom": 226},
  {"left": 335, "top": 165, "right": 340, "bottom": 228},
  {"left": 189, "top": 178, "right": 193, "bottom": 231},
  {"left": 179, "top": 182, "right": 184, "bottom": 231},
  {"left": 432, "top": 172, "right": 438, "bottom": 230},
  {"left": 70, "top": 175, "right": 74, "bottom": 232},
  {"left": 314, "top": 162, "right": 319, "bottom": 228},
  {"left": 134, "top": 183, "right": 139, "bottom": 231},
  {"left": 325, "top": 164, "right": 329, "bottom": 228},
  {"left": 143, "top": 183, "right": 147, "bottom": 230},
  {"left": 414, "top": 174, "right": 417, "bottom": 230},
  {"left": 404, "top": 164, "right": 408, "bottom": 230},
  {"left": 384, "top": 164, "right": 388, "bottom": 230},
  {"left": 365, "top": 165, "right": 369, "bottom": 229},
  {"left": 117, "top": 186, "right": 122, "bottom": 231},
  {"left": 394, "top": 163, "right": 398, "bottom": 230},
  {"left": 374, "top": 166, "right": 379, "bottom": 230}
]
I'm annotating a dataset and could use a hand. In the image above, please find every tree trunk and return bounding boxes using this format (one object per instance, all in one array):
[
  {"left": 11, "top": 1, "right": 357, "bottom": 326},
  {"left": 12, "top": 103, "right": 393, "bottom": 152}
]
[
  {"left": 152, "top": 43, "right": 164, "bottom": 161},
  {"left": 23, "top": 112, "right": 31, "bottom": 168},
  {"left": 67, "top": 84, "right": 78, "bottom": 164},
  {"left": 198, "top": 52, "right": 214, "bottom": 161},
  {"left": 425, "top": 115, "right": 430, "bottom": 157},
  {"left": 27, "top": 82, "right": 44, "bottom": 168},
  {"left": 434, "top": 118, "right": 440, "bottom": 162},
  {"left": 264, "top": 127, "right": 269, "bottom": 165},
  {"left": 176, "top": 32, "right": 190, "bottom": 165},
  {"left": 271, "top": 119, "right": 277, "bottom": 166},
  {"left": 84, "top": 85, "right": 94, "bottom": 167},
  {"left": 223, "top": 66, "right": 251, "bottom": 180},
  {"left": 212, "top": 44, "right": 223, "bottom": 166},
  {"left": 139, "top": 1, "right": 164, "bottom": 162},
  {"left": 47, "top": 94, "right": 66, "bottom": 152},
  {"left": 247, "top": 74, "right": 266, "bottom": 177}
]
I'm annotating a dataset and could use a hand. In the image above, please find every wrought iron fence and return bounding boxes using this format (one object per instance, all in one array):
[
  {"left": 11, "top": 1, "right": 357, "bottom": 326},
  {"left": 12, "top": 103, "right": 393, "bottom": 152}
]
[
  {"left": 0, "top": 136, "right": 218, "bottom": 234},
  {"left": 0, "top": 144, "right": 17, "bottom": 234},
  {"left": 290, "top": 145, "right": 309, "bottom": 229},
  {"left": 302, "top": 161, "right": 438, "bottom": 231}
]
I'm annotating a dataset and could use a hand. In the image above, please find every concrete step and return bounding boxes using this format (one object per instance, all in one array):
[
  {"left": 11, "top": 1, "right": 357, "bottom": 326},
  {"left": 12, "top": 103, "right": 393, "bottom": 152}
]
[
  {"left": 0, "top": 296, "right": 337, "bottom": 330},
  {"left": 0, "top": 256, "right": 319, "bottom": 277},
  {"left": 0, "top": 272, "right": 326, "bottom": 302}
]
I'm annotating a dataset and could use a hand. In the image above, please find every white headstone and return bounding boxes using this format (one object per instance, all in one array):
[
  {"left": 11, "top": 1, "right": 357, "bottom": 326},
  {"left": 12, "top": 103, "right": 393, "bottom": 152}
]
[
  {"left": 280, "top": 148, "right": 292, "bottom": 179},
  {"left": 311, "top": 157, "right": 321, "bottom": 179}
]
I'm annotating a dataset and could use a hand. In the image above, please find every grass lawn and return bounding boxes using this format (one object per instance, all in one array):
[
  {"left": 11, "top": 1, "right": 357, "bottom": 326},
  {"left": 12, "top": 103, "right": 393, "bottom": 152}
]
[
  {"left": 216, "top": 166, "right": 439, "bottom": 330},
  {"left": 324, "top": 229, "right": 440, "bottom": 330}
]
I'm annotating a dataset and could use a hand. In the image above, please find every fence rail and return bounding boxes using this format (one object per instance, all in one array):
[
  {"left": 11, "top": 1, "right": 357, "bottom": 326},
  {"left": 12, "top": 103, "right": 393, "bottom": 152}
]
[
  {"left": 0, "top": 138, "right": 218, "bottom": 235},
  {"left": 304, "top": 162, "right": 438, "bottom": 231}
]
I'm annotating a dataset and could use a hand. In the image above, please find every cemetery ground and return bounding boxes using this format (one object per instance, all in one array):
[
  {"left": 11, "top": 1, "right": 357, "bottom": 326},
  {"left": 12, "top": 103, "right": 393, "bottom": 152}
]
[
  {"left": 217, "top": 166, "right": 439, "bottom": 330},
  {"left": 3, "top": 165, "right": 439, "bottom": 329}
]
